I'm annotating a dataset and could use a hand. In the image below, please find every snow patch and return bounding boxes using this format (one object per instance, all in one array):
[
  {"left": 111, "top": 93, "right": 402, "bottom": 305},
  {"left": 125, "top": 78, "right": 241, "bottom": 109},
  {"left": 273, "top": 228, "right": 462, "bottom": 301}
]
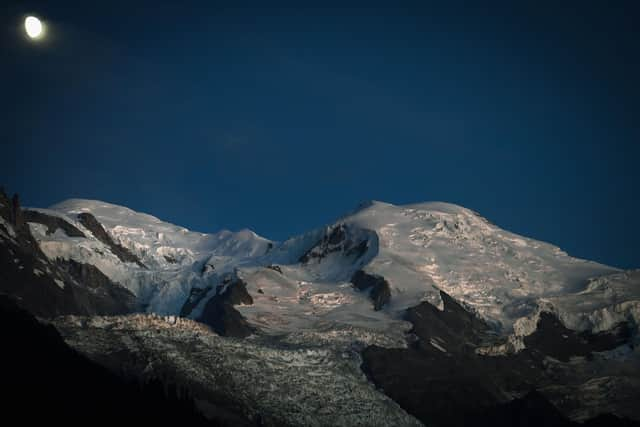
[
  {"left": 0, "top": 216, "right": 16, "bottom": 238},
  {"left": 429, "top": 338, "right": 447, "bottom": 353}
]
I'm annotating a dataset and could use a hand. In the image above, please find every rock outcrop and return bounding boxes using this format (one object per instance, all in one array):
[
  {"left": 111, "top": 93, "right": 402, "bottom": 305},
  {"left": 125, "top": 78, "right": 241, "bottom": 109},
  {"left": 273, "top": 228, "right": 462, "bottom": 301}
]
[
  {"left": 0, "top": 188, "right": 136, "bottom": 317},
  {"left": 361, "top": 291, "right": 640, "bottom": 426},
  {"left": 197, "top": 279, "right": 255, "bottom": 338},
  {"left": 351, "top": 270, "right": 391, "bottom": 310},
  {"left": 77, "top": 212, "right": 146, "bottom": 268},
  {"left": 299, "top": 224, "right": 369, "bottom": 263},
  {"left": 24, "top": 209, "right": 86, "bottom": 237}
]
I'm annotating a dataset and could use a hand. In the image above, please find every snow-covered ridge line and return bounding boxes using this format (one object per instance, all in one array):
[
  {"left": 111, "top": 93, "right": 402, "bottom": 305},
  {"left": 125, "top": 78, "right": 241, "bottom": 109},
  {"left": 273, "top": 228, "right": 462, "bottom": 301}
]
[
  {"left": 28, "top": 199, "right": 278, "bottom": 315},
  {"left": 26, "top": 196, "right": 636, "bottom": 343}
]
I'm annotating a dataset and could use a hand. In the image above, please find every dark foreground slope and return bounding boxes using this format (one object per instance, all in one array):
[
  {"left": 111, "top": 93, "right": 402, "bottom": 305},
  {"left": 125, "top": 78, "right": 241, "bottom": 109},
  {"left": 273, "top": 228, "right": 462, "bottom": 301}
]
[{"left": 0, "top": 295, "right": 251, "bottom": 426}]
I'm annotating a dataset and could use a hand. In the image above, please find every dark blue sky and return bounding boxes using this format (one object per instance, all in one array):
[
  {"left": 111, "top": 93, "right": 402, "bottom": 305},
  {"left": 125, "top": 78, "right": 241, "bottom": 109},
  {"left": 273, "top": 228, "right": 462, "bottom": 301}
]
[{"left": 2, "top": 1, "right": 638, "bottom": 268}]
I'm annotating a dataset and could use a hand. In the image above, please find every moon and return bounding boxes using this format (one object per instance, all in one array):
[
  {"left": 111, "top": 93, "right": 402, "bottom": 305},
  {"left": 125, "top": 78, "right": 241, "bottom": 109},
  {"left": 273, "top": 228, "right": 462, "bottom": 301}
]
[{"left": 25, "top": 16, "right": 44, "bottom": 39}]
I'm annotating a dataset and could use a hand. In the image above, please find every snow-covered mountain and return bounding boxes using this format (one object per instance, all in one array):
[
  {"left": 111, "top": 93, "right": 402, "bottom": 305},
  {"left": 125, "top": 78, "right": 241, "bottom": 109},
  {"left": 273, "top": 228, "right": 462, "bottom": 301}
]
[
  {"left": 29, "top": 198, "right": 637, "bottom": 341},
  {"left": 31, "top": 199, "right": 272, "bottom": 315},
  {"left": 2, "top": 189, "right": 639, "bottom": 426}
]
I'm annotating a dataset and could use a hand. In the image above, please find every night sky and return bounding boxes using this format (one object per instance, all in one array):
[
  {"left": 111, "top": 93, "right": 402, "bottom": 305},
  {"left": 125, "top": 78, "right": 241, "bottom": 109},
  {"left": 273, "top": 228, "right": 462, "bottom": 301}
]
[{"left": 1, "top": 1, "right": 638, "bottom": 268}]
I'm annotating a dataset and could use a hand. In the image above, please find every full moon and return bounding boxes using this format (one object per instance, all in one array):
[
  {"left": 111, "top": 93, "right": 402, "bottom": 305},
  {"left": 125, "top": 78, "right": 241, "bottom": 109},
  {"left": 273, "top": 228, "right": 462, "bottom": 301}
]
[{"left": 25, "top": 16, "right": 44, "bottom": 39}]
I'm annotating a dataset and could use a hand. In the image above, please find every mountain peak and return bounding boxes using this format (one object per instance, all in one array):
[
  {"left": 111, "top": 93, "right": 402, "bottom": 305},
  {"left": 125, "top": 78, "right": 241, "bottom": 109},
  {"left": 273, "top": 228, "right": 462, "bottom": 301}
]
[{"left": 344, "top": 199, "right": 477, "bottom": 221}]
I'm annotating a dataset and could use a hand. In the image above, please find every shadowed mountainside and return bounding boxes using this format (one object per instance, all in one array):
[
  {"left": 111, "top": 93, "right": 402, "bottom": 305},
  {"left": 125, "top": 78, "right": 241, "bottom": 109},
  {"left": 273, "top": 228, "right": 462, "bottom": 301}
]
[{"left": 0, "top": 294, "right": 257, "bottom": 425}]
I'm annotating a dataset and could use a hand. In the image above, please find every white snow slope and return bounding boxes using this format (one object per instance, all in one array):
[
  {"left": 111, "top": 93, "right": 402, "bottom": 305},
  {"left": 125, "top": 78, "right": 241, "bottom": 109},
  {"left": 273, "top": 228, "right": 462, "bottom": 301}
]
[{"left": 29, "top": 198, "right": 640, "bottom": 346}]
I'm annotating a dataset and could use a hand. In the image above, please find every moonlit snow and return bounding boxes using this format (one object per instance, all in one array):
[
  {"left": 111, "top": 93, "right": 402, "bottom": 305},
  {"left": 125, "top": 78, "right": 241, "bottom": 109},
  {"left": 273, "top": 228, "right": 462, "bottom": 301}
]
[{"left": 25, "top": 197, "right": 639, "bottom": 349}]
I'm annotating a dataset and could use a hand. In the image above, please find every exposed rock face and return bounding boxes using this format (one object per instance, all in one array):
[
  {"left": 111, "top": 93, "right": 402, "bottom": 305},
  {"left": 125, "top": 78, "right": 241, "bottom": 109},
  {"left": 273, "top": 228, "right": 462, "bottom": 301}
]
[
  {"left": 0, "top": 229, "right": 78, "bottom": 317},
  {"left": 299, "top": 224, "right": 369, "bottom": 263},
  {"left": 24, "top": 209, "right": 86, "bottom": 237},
  {"left": 406, "top": 291, "right": 491, "bottom": 352},
  {"left": 56, "top": 258, "right": 136, "bottom": 315},
  {"left": 77, "top": 212, "right": 145, "bottom": 268},
  {"left": 163, "top": 254, "right": 178, "bottom": 264},
  {"left": 351, "top": 270, "right": 391, "bottom": 310},
  {"left": 1, "top": 190, "right": 42, "bottom": 254},
  {"left": 361, "top": 293, "right": 502, "bottom": 426},
  {"left": 200, "top": 259, "right": 215, "bottom": 275},
  {"left": 10, "top": 193, "right": 25, "bottom": 228},
  {"left": 265, "top": 264, "right": 283, "bottom": 274},
  {"left": 223, "top": 279, "right": 254, "bottom": 306},
  {"left": 179, "top": 286, "right": 213, "bottom": 317},
  {"left": 523, "top": 312, "right": 631, "bottom": 362},
  {"left": 0, "top": 190, "right": 136, "bottom": 318},
  {"left": 361, "top": 291, "right": 640, "bottom": 426},
  {"left": 197, "top": 279, "right": 254, "bottom": 338}
]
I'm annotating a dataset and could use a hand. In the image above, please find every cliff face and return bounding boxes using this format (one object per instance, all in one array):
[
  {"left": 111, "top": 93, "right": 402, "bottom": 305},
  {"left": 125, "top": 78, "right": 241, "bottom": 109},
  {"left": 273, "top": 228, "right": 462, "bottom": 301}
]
[
  {"left": 0, "top": 189, "right": 136, "bottom": 317},
  {"left": 197, "top": 278, "right": 255, "bottom": 338},
  {"left": 362, "top": 290, "right": 640, "bottom": 426},
  {"left": 77, "top": 212, "right": 146, "bottom": 268}
]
